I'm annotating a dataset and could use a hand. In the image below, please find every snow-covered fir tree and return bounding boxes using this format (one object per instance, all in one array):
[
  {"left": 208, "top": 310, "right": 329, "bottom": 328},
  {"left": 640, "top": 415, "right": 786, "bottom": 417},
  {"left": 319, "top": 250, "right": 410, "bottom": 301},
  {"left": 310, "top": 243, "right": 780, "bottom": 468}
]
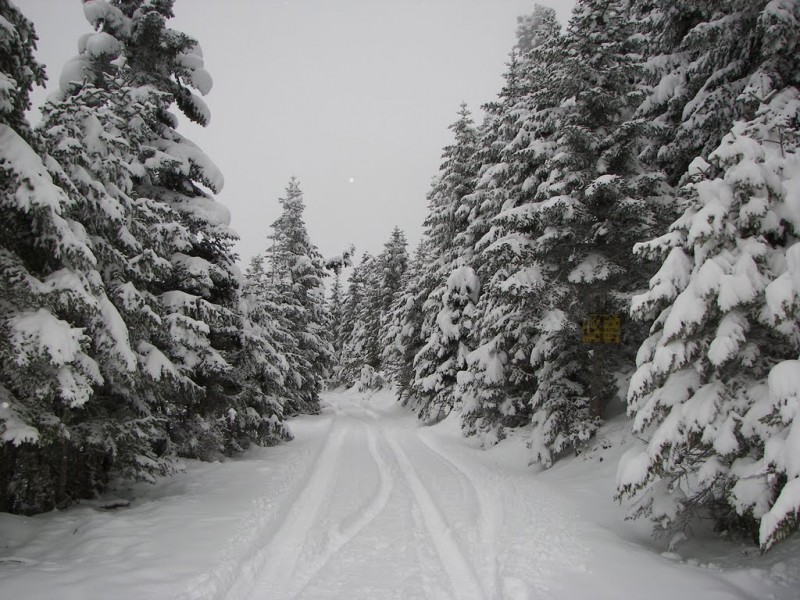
[
  {"left": 328, "top": 269, "right": 345, "bottom": 363},
  {"left": 38, "top": 71, "right": 188, "bottom": 485},
  {"left": 383, "top": 242, "right": 436, "bottom": 402},
  {"left": 377, "top": 227, "right": 409, "bottom": 332},
  {"left": 360, "top": 254, "right": 385, "bottom": 373},
  {"left": 410, "top": 105, "right": 480, "bottom": 423},
  {"left": 238, "top": 255, "right": 293, "bottom": 445},
  {"left": 66, "top": 0, "right": 251, "bottom": 461},
  {"left": 618, "top": 0, "right": 800, "bottom": 550},
  {"left": 630, "top": 0, "right": 790, "bottom": 185},
  {"left": 0, "top": 0, "right": 44, "bottom": 137},
  {"left": 322, "top": 243, "right": 353, "bottom": 386},
  {"left": 458, "top": 5, "right": 563, "bottom": 445},
  {"left": 336, "top": 252, "right": 376, "bottom": 387},
  {"left": 263, "top": 178, "right": 334, "bottom": 414},
  {"left": 454, "top": 51, "right": 528, "bottom": 267},
  {"left": 0, "top": 0, "right": 104, "bottom": 513},
  {"left": 412, "top": 263, "right": 480, "bottom": 423},
  {"left": 1, "top": 0, "right": 293, "bottom": 514},
  {"left": 334, "top": 228, "right": 409, "bottom": 389},
  {"left": 520, "top": 0, "right": 664, "bottom": 465}
]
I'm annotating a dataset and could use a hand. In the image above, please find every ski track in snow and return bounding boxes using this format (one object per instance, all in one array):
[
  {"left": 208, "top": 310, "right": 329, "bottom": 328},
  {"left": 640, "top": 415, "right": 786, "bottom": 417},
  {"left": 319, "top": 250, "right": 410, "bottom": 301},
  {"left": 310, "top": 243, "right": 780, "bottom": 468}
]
[
  {"left": 218, "top": 392, "right": 493, "bottom": 600},
  {"left": 290, "top": 417, "right": 395, "bottom": 598},
  {"left": 155, "top": 390, "right": 799, "bottom": 600},
  {"left": 215, "top": 396, "right": 401, "bottom": 600},
  {"left": 415, "top": 431, "right": 503, "bottom": 599},
  {"left": 212, "top": 392, "right": 570, "bottom": 600},
  {"left": 171, "top": 415, "right": 339, "bottom": 600},
  {"left": 384, "top": 430, "right": 485, "bottom": 600},
  {"left": 222, "top": 413, "right": 350, "bottom": 600},
  {"left": 351, "top": 399, "right": 498, "bottom": 598}
]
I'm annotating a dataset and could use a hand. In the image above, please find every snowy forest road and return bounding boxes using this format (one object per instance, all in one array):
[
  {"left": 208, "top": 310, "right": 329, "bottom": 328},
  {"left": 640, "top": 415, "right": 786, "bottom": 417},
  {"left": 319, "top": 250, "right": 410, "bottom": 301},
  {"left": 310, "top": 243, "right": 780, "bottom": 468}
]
[
  {"left": 2, "top": 389, "right": 790, "bottom": 600},
  {"left": 221, "top": 392, "right": 498, "bottom": 600},
  {"left": 176, "top": 390, "right": 764, "bottom": 600}
]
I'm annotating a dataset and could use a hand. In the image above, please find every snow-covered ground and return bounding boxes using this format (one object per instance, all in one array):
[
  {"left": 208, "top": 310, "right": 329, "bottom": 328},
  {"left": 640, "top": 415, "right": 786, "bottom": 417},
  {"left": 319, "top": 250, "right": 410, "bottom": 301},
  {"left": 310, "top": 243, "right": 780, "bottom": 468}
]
[{"left": 1, "top": 389, "right": 798, "bottom": 599}]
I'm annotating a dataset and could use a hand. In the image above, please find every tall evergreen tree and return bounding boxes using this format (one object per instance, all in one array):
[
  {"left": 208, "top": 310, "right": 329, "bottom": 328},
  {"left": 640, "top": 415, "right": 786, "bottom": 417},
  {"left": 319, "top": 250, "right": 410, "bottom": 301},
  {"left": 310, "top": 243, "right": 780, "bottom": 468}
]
[
  {"left": 458, "top": 5, "right": 563, "bottom": 444},
  {"left": 383, "top": 243, "right": 434, "bottom": 401},
  {"left": 0, "top": 0, "right": 105, "bottom": 513},
  {"left": 1, "top": 0, "right": 291, "bottom": 514},
  {"left": 62, "top": 0, "right": 250, "bottom": 461},
  {"left": 520, "top": 0, "right": 663, "bottom": 465},
  {"left": 328, "top": 269, "right": 345, "bottom": 363},
  {"left": 336, "top": 252, "right": 375, "bottom": 387},
  {"left": 236, "top": 255, "right": 292, "bottom": 447},
  {"left": 0, "top": 0, "right": 44, "bottom": 137},
  {"left": 377, "top": 227, "right": 409, "bottom": 326},
  {"left": 455, "top": 52, "right": 528, "bottom": 266},
  {"left": 633, "top": 0, "right": 789, "bottom": 185},
  {"left": 264, "top": 178, "right": 333, "bottom": 414},
  {"left": 410, "top": 105, "right": 480, "bottom": 423},
  {"left": 38, "top": 72, "right": 190, "bottom": 482},
  {"left": 618, "top": 0, "right": 800, "bottom": 549},
  {"left": 334, "top": 228, "right": 409, "bottom": 389}
]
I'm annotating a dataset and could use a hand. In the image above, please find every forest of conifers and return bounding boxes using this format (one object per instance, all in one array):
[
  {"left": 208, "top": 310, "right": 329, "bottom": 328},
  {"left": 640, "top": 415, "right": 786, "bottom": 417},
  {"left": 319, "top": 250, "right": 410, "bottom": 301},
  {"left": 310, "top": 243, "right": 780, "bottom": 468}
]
[{"left": 1, "top": 0, "right": 799, "bottom": 552}]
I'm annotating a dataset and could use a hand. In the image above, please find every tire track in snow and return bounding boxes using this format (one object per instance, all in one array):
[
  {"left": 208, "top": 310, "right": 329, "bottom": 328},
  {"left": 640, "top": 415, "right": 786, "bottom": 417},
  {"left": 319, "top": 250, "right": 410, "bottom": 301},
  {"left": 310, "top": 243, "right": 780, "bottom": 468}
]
[
  {"left": 171, "top": 415, "right": 337, "bottom": 600},
  {"left": 289, "top": 418, "right": 395, "bottom": 598},
  {"left": 416, "top": 431, "right": 503, "bottom": 600},
  {"left": 220, "top": 415, "right": 349, "bottom": 600},
  {"left": 385, "top": 431, "right": 484, "bottom": 600}
]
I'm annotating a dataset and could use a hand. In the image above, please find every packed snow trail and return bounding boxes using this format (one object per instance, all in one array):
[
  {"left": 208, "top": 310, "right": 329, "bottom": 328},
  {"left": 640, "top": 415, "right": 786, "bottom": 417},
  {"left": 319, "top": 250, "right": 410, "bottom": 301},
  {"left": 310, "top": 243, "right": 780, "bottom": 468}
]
[
  {"left": 2, "top": 388, "right": 797, "bottom": 600},
  {"left": 222, "top": 393, "right": 493, "bottom": 600},
  {"left": 176, "top": 390, "right": 775, "bottom": 600}
]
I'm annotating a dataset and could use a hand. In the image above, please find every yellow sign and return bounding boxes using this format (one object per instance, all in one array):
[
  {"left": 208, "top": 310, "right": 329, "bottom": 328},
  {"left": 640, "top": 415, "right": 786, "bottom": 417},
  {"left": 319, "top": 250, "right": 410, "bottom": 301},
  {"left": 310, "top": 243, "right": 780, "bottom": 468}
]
[{"left": 581, "top": 314, "right": 621, "bottom": 344}]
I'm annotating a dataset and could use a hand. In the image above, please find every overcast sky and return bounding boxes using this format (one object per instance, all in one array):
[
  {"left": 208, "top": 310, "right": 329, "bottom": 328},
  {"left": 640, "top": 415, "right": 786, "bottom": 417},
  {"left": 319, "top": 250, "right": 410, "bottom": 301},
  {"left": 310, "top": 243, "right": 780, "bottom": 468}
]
[{"left": 20, "top": 0, "right": 576, "bottom": 265}]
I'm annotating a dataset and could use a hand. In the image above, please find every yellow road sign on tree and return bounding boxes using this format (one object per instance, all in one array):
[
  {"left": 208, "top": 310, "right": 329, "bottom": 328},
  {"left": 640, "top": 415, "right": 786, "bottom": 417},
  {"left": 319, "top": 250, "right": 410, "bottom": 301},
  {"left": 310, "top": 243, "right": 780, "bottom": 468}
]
[{"left": 581, "top": 314, "right": 621, "bottom": 344}]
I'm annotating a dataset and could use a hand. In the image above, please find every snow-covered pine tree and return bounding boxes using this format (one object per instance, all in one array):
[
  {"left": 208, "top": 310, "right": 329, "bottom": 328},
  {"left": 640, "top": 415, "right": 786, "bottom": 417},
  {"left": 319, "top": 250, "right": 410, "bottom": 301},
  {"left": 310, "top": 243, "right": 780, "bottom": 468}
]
[
  {"left": 458, "top": 5, "right": 563, "bottom": 445},
  {"left": 618, "top": 1, "right": 800, "bottom": 549},
  {"left": 410, "top": 105, "right": 480, "bottom": 423},
  {"left": 38, "top": 73, "right": 188, "bottom": 488},
  {"left": 335, "top": 229, "right": 408, "bottom": 391},
  {"left": 264, "top": 178, "right": 334, "bottom": 414},
  {"left": 383, "top": 242, "right": 435, "bottom": 402},
  {"left": 328, "top": 269, "right": 345, "bottom": 368},
  {"left": 320, "top": 244, "right": 353, "bottom": 388},
  {"left": 412, "top": 263, "right": 480, "bottom": 423},
  {"left": 237, "top": 255, "right": 293, "bottom": 446},
  {"left": 361, "top": 253, "right": 385, "bottom": 373},
  {"left": 48, "top": 0, "right": 281, "bottom": 462},
  {"left": 377, "top": 227, "right": 409, "bottom": 330},
  {"left": 336, "top": 252, "right": 375, "bottom": 388},
  {"left": 631, "top": 0, "right": 789, "bottom": 186},
  {"left": 454, "top": 52, "right": 528, "bottom": 269},
  {"left": 0, "top": 0, "right": 44, "bottom": 137},
  {"left": 0, "top": 0, "right": 108, "bottom": 513},
  {"left": 73, "top": 0, "right": 254, "bottom": 460},
  {"left": 521, "top": 0, "right": 662, "bottom": 466}
]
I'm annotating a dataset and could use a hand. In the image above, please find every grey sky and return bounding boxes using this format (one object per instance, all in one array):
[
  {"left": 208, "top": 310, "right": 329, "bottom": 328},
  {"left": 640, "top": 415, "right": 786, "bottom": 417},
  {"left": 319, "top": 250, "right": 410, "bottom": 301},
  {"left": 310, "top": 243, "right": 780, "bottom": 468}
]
[{"left": 20, "top": 0, "right": 576, "bottom": 265}]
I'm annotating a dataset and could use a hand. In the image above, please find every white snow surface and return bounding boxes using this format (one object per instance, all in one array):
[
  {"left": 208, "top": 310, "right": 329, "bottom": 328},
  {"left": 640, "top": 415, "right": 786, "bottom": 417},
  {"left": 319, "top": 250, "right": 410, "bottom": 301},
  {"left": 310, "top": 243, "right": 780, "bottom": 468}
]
[
  {"left": 1, "top": 389, "right": 798, "bottom": 599},
  {"left": 84, "top": 32, "right": 122, "bottom": 59}
]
